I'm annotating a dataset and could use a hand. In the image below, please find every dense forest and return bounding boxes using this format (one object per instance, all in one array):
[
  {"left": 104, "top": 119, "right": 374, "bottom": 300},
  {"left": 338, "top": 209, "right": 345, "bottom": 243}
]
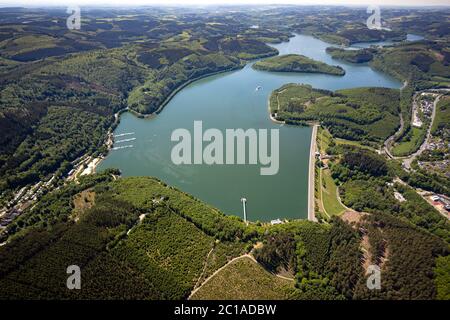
[
  {"left": 253, "top": 54, "right": 345, "bottom": 75},
  {"left": 271, "top": 84, "right": 401, "bottom": 144}
]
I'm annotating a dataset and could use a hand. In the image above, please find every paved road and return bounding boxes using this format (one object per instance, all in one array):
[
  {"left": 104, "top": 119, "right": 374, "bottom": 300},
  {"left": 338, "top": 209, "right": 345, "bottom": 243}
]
[
  {"left": 403, "top": 94, "right": 440, "bottom": 169},
  {"left": 308, "top": 125, "right": 319, "bottom": 222},
  {"left": 383, "top": 92, "right": 441, "bottom": 168},
  {"left": 384, "top": 113, "right": 404, "bottom": 159}
]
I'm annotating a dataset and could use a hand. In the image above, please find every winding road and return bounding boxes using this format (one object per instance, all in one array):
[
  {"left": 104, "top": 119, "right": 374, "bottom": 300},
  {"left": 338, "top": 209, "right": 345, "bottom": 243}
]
[
  {"left": 402, "top": 94, "right": 441, "bottom": 169},
  {"left": 383, "top": 91, "right": 441, "bottom": 170}
]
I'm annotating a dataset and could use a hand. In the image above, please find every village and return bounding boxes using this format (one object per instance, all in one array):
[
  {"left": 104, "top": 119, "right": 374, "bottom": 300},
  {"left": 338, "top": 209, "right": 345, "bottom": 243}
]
[{"left": 0, "top": 130, "right": 116, "bottom": 231}]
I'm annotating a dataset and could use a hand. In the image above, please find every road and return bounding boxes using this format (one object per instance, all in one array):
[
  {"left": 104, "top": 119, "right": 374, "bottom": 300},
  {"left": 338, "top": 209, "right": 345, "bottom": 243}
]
[
  {"left": 403, "top": 94, "right": 440, "bottom": 169},
  {"left": 383, "top": 81, "right": 408, "bottom": 157},
  {"left": 308, "top": 124, "right": 319, "bottom": 222},
  {"left": 383, "top": 91, "right": 441, "bottom": 169},
  {"left": 384, "top": 113, "right": 404, "bottom": 159}
]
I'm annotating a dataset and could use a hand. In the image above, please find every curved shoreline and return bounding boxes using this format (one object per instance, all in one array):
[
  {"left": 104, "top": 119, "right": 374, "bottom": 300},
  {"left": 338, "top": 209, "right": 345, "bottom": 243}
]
[
  {"left": 101, "top": 34, "right": 402, "bottom": 223},
  {"left": 128, "top": 65, "right": 246, "bottom": 119}
]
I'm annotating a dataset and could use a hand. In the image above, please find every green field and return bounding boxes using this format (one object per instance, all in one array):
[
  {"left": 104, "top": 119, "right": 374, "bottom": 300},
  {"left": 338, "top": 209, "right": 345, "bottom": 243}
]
[
  {"left": 317, "top": 127, "right": 333, "bottom": 152},
  {"left": 392, "top": 126, "right": 426, "bottom": 156},
  {"left": 431, "top": 96, "right": 450, "bottom": 135},
  {"left": 320, "top": 168, "right": 346, "bottom": 217},
  {"left": 335, "top": 138, "right": 377, "bottom": 151},
  {"left": 191, "top": 256, "right": 294, "bottom": 300}
]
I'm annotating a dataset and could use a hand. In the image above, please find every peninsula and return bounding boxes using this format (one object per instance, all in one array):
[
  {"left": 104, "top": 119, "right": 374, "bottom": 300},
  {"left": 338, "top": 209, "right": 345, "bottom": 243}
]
[{"left": 252, "top": 54, "right": 345, "bottom": 75}]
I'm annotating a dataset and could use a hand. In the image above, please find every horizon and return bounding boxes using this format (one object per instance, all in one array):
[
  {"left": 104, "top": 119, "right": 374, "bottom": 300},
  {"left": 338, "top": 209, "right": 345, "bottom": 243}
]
[{"left": 1, "top": 1, "right": 450, "bottom": 9}]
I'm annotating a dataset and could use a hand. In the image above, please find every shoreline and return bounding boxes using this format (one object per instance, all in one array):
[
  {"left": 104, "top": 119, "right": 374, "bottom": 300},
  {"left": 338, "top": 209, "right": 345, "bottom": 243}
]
[
  {"left": 266, "top": 92, "right": 318, "bottom": 222},
  {"left": 93, "top": 65, "right": 246, "bottom": 169},
  {"left": 308, "top": 124, "right": 319, "bottom": 222},
  {"left": 101, "top": 41, "right": 322, "bottom": 223},
  {"left": 267, "top": 96, "right": 285, "bottom": 125},
  {"left": 127, "top": 65, "right": 246, "bottom": 119}
]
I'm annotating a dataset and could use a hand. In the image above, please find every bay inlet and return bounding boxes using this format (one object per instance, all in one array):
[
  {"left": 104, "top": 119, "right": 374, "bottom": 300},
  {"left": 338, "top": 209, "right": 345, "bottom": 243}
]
[{"left": 98, "top": 34, "right": 403, "bottom": 221}]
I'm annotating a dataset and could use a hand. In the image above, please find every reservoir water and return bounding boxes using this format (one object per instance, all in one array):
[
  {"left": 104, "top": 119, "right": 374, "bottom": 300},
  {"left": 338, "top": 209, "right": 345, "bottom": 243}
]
[{"left": 98, "top": 34, "right": 404, "bottom": 221}]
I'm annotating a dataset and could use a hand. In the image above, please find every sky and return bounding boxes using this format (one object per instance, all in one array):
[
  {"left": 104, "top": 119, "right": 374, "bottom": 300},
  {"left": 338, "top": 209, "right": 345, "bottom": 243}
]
[{"left": 0, "top": 0, "right": 449, "bottom": 7}]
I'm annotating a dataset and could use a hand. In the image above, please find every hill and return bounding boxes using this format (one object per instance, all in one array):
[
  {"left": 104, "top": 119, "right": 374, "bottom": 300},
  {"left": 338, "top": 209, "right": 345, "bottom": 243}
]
[
  {"left": 270, "top": 84, "right": 400, "bottom": 144},
  {"left": 253, "top": 54, "right": 345, "bottom": 75},
  {"left": 326, "top": 47, "right": 375, "bottom": 63}
]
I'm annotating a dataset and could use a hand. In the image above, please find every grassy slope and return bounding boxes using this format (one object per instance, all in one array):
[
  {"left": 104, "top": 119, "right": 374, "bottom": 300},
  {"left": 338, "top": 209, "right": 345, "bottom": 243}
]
[
  {"left": 316, "top": 128, "right": 345, "bottom": 218},
  {"left": 191, "top": 256, "right": 294, "bottom": 300},
  {"left": 432, "top": 96, "right": 450, "bottom": 135},
  {"left": 321, "top": 168, "right": 345, "bottom": 217},
  {"left": 391, "top": 126, "right": 426, "bottom": 156}
]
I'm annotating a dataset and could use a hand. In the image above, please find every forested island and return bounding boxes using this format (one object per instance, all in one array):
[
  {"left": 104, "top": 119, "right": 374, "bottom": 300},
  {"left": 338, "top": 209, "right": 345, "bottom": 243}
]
[{"left": 253, "top": 54, "right": 345, "bottom": 75}]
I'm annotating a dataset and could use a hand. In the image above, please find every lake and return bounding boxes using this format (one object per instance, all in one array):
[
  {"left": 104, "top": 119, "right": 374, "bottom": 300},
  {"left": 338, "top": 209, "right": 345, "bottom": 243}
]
[{"left": 98, "top": 34, "right": 404, "bottom": 221}]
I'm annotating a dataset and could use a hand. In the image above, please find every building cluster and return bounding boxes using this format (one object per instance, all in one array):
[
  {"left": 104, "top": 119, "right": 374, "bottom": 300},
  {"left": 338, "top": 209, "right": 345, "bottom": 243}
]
[
  {"left": 0, "top": 173, "right": 59, "bottom": 228},
  {"left": 418, "top": 159, "right": 450, "bottom": 179},
  {"left": 412, "top": 93, "right": 435, "bottom": 128}
]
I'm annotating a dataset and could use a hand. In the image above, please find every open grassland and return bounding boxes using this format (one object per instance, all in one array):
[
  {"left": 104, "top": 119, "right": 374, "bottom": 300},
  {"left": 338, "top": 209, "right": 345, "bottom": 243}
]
[
  {"left": 391, "top": 126, "right": 426, "bottom": 157},
  {"left": 191, "top": 256, "right": 294, "bottom": 300},
  {"left": 335, "top": 138, "right": 376, "bottom": 150},
  {"left": 316, "top": 128, "right": 345, "bottom": 217},
  {"left": 317, "top": 127, "right": 333, "bottom": 153},
  {"left": 321, "top": 168, "right": 345, "bottom": 217}
]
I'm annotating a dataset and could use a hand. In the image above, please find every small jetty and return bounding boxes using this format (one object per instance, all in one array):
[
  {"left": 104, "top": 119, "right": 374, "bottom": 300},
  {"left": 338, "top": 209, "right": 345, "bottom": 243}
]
[
  {"left": 114, "top": 132, "right": 135, "bottom": 138},
  {"left": 115, "top": 137, "right": 136, "bottom": 143},
  {"left": 113, "top": 132, "right": 136, "bottom": 151},
  {"left": 112, "top": 145, "right": 134, "bottom": 151}
]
